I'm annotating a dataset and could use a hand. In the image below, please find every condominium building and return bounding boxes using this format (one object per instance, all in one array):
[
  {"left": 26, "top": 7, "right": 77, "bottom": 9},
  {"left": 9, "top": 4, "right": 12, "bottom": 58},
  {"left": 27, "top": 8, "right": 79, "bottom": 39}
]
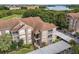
[
  {"left": 67, "top": 13, "right": 79, "bottom": 32},
  {"left": 0, "top": 17, "right": 57, "bottom": 47}
]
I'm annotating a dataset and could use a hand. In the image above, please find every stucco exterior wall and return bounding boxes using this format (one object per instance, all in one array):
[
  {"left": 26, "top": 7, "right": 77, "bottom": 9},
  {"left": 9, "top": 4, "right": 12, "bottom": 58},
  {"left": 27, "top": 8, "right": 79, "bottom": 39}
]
[
  {"left": 26, "top": 29, "right": 32, "bottom": 44},
  {"left": 41, "top": 28, "right": 57, "bottom": 44},
  {"left": 52, "top": 28, "right": 57, "bottom": 42},
  {"left": 26, "top": 6, "right": 39, "bottom": 9},
  {"left": 5, "top": 30, "right": 10, "bottom": 34},
  {"left": 9, "top": 7, "right": 21, "bottom": 10},
  {"left": 41, "top": 30, "right": 48, "bottom": 44},
  {"left": 19, "top": 29, "right": 25, "bottom": 35},
  {"left": 68, "top": 16, "right": 79, "bottom": 32},
  {"left": 68, "top": 17, "right": 74, "bottom": 30},
  {"left": 73, "top": 19, "right": 77, "bottom": 30},
  {"left": 18, "top": 24, "right": 33, "bottom": 44},
  {"left": 53, "top": 28, "right": 56, "bottom": 31},
  {"left": 76, "top": 20, "right": 79, "bottom": 32},
  {"left": 18, "top": 28, "right": 26, "bottom": 44},
  {"left": 0, "top": 31, "right": 2, "bottom": 36}
]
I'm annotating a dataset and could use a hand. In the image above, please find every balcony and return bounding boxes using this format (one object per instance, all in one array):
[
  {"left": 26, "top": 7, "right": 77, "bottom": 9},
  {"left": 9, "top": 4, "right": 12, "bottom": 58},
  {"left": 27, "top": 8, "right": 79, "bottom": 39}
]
[
  {"left": 34, "top": 33, "right": 41, "bottom": 40},
  {"left": 48, "top": 30, "right": 53, "bottom": 35},
  {"left": 48, "top": 34, "right": 52, "bottom": 38},
  {"left": 34, "top": 37, "right": 40, "bottom": 40}
]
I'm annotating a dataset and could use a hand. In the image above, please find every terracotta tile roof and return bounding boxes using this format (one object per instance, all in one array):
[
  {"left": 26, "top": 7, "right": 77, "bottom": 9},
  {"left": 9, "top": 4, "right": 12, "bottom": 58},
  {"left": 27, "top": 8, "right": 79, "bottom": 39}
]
[
  {"left": 0, "top": 17, "right": 57, "bottom": 31},
  {"left": 0, "top": 19, "right": 19, "bottom": 30},
  {"left": 21, "top": 17, "right": 44, "bottom": 28},
  {"left": 41, "top": 23, "right": 56, "bottom": 30},
  {"left": 67, "top": 13, "right": 79, "bottom": 19},
  {"left": 21, "top": 17, "right": 57, "bottom": 31}
]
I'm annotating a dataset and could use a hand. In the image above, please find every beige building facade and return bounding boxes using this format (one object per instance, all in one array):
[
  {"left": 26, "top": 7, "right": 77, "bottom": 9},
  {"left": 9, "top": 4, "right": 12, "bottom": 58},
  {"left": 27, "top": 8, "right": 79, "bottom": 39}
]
[
  {"left": 26, "top": 5, "right": 39, "bottom": 9},
  {"left": 0, "top": 17, "right": 57, "bottom": 47},
  {"left": 67, "top": 13, "right": 79, "bottom": 32}
]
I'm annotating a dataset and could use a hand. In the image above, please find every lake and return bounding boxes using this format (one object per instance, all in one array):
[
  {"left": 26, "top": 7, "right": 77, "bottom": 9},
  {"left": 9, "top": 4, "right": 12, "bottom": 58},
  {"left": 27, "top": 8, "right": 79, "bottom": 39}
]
[{"left": 46, "top": 5, "right": 72, "bottom": 11}]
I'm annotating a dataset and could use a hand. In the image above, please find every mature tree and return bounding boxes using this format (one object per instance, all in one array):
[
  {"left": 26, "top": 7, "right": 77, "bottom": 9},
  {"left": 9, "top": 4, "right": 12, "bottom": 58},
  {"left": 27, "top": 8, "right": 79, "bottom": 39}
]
[
  {"left": 18, "top": 39, "right": 24, "bottom": 48},
  {"left": 0, "top": 6, "right": 9, "bottom": 10},
  {"left": 0, "top": 34, "right": 12, "bottom": 53},
  {"left": 69, "top": 40, "right": 76, "bottom": 46},
  {"left": 22, "top": 9, "right": 69, "bottom": 29},
  {"left": 69, "top": 40, "right": 79, "bottom": 54},
  {"left": 10, "top": 41, "right": 18, "bottom": 50},
  {"left": 22, "top": 9, "right": 39, "bottom": 18}
]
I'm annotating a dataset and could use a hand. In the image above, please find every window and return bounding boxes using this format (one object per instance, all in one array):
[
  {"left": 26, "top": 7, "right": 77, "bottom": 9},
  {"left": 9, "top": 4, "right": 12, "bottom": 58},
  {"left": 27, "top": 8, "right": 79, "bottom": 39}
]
[
  {"left": 48, "top": 29, "right": 52, "bottom": 32},
  {"left": 13, "top": 31, "right": 18, "bottom": 34},
  {"left": 36, "top": 34, "right": 40, "bottom": 38},
  {"left": 48, "top": 35, "right": 52, "bottom": 38},
  {"left": 48, "top": 29, "right": 53, "bottom": 35}
]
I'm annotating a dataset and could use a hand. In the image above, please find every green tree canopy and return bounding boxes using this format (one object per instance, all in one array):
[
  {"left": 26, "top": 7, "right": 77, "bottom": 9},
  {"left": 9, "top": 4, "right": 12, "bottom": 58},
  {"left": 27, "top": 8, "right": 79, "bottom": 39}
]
[
  {"left": 22, "top": 9, "right": 68, "bottom": 29},
  {"left": 0, "top": 34, "right": 12, "bottom": 53}
]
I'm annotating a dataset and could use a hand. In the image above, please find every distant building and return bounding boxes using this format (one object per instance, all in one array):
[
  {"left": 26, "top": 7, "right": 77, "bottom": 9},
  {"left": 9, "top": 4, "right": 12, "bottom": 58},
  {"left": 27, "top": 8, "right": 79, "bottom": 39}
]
[
  {"left": 6, "top": 5, "right": 21, "bottom": 10},
  {"left": 26, "top": 5, "right": 39, "bottom": 9},
  {"left": 67, "top": 13, "right": 79, "bottom": 32},
  {"left": 0, "top": 17, "right": 57, "bottom": 48},
  {"left": 5, "top": 5, "right": 39, "bottom": 10}
]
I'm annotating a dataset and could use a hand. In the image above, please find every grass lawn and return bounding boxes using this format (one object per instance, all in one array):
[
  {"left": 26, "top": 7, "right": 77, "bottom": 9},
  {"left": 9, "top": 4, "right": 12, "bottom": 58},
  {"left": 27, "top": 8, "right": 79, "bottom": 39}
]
[
  {"left": 0, "top": 14, "right": 22, "bottom": 20},
  {"left": 15, "top": 48, "right": 33, "bottom": 54},
  {"left": 9, "top": 44, "right": 34, "bottom": 54}
]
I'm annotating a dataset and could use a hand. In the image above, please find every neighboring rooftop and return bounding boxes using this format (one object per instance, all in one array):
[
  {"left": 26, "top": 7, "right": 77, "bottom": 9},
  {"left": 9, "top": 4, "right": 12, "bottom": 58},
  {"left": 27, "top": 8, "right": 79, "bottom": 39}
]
[
  {"left": 0, "top": 19, "right": 19, "bottom": 30},
  {"left": 21, "top": 17, "right": 57, "bottom": 31},
  {"left": 0, "top": 17, "right": 57, "bottom": 31},
  {"left": 28, "top": 41, "right": 71, "bottom": 54},
  {"left": 67, "top": 13, "right": 79, "bottom": 19}
]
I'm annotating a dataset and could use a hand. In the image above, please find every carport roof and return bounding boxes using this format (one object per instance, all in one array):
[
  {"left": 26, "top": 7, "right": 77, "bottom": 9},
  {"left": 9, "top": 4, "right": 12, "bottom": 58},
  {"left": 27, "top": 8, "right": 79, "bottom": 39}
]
[{"left": 28, "top": 41, "right": 71, "bottom": 54}]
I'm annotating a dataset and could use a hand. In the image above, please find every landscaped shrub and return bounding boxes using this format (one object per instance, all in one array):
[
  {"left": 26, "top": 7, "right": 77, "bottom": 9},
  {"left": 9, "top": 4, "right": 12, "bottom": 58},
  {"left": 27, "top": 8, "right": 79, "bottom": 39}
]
[
  {"left": 10, "top": 41, "right": 18, "bottom": 50},
  {"left": 69, "top": 40, "right": 79, "bottom": 54},
  {"left": 69, "top": 40, "right": 76, "bottom": 46},
  {"left": 75, "top": 32, "right": 79, "bottom": 36},
  {"left": 0, "top": 34, "right": 12, "bottom": 53},
  {"left": 18, "top": 39, "right": 24, "bottom": 48},
  {"left": 23, "top": 44, "right": 32, "bottom": 48}
]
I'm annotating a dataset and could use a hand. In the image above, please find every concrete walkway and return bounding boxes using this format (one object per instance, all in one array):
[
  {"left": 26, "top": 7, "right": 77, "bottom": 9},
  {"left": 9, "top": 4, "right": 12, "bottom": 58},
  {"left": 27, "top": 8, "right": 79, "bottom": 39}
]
[{"left": 53, "top": 31, "right": 74, "bottom": 42}]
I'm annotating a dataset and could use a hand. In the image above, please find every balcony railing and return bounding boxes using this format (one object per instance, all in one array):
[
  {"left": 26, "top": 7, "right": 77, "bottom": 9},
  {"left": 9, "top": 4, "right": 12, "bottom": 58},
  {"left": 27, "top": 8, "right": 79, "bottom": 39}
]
[
  {"left": 34, "top": 37, "right": 40, "bottom": 40},
  {"left": 48, "top": 30, "right": 53, "bottom": 35}
]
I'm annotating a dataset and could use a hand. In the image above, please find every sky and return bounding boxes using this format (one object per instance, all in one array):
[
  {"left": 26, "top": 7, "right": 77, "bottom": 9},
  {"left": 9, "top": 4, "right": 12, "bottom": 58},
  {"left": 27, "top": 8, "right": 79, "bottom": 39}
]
[{"left": 0, "top": 0, "right": 79, "bottom": 4}]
